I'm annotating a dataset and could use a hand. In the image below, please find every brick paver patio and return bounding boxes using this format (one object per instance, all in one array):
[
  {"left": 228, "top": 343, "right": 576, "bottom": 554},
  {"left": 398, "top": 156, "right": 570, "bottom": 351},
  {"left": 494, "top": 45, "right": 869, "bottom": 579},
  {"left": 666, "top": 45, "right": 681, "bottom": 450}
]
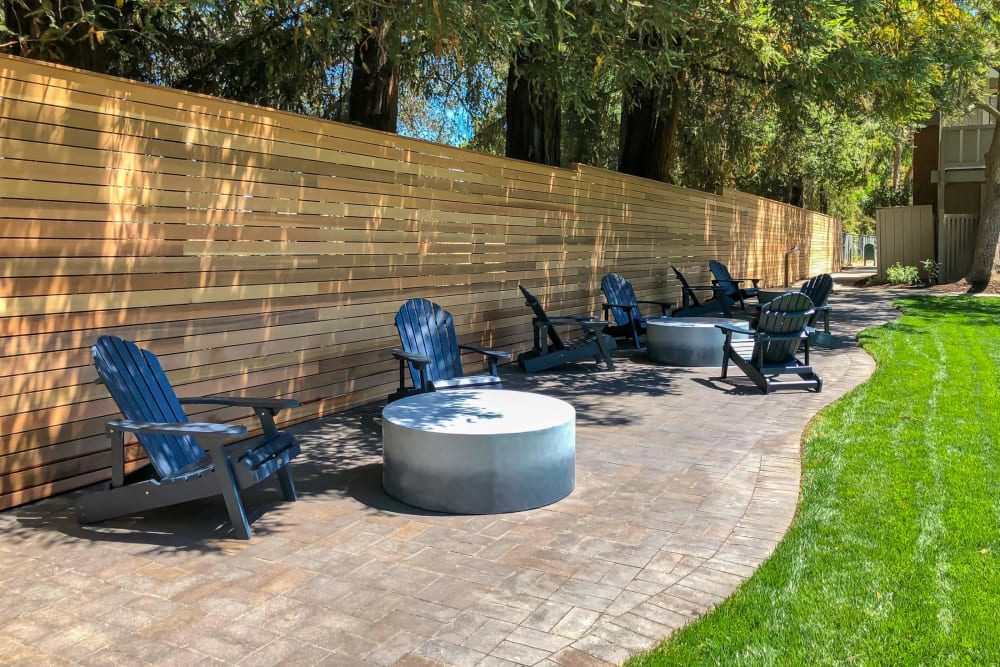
[{"left": 0, "top": 283, "right": 900, "bottom": 666}]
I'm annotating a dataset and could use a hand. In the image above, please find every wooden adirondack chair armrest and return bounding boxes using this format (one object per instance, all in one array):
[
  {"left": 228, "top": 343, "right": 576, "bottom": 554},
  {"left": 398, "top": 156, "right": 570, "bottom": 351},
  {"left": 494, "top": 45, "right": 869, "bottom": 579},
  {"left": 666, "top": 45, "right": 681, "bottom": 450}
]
[
  {"left": 459, "top": 344, "right": 512, "bottom": 361},
  {"left": 542, "top": 315, "right": 603, "bottom": 329},
  {"left": 756, "top": 331, "right": 808, "bottom": 343},
  {"left": 602, "top": 302, "right": 635, "bottom": 321},
  {"left": 391, "top": 348, "right": 433, "bottom": 366},
  {"left": 575, "top": 319, "right": 614, "bottom": 331},
  {"left": 715, "top": 323, "right": 755, "bottom": 337},
  {"left": 546, "top": 315, "right": 597, "bottom": 324},
  {"left": 460, "top": 344, "right": 510, "bottom": 378},
  {"left": 636, "top": 299, "right": 676, "bottom": 315},
  {"left": 391, "top": 349, "right": 433, "bottom": 394},
  {"left": 711, "top": 278, "right": 742, "bottom": 296},
  {"left": 105, "top": 419, "right": 246, "bottom": 446},
  {"left": 179, "top": 397, "right": 299, "bottom": 413}
]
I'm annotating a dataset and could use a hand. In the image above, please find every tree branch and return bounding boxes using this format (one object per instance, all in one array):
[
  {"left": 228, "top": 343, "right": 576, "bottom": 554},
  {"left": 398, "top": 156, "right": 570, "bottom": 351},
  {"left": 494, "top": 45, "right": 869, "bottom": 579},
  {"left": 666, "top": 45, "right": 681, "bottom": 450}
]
[
  {"left": 692, "top": 63, "right": 769, "bottom": 86},
  {"left": 974, "top": 102, "right": 1000, "bottom": 124}
]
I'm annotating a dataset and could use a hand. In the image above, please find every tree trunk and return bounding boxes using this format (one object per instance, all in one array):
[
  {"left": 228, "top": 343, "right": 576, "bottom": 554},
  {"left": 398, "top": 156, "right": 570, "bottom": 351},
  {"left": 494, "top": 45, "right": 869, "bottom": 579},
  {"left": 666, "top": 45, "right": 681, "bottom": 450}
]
[
  {"left": 786, "top": 180, "right": 804, "bottom": 207},
  {"left": 349, "top": 19, "right": 399, "bottom": 133},
  {"left": 564, "top": 101, "right": 598, "bottom": 166},
  {"left": 967, "top": 104, "right": 1000, "bottom": 289},
  {"left": 618, "top": 72, "right": 686, "bottom": 182},
  {"left": 505, "top": 44, "right": 561, "bottom": 166}
]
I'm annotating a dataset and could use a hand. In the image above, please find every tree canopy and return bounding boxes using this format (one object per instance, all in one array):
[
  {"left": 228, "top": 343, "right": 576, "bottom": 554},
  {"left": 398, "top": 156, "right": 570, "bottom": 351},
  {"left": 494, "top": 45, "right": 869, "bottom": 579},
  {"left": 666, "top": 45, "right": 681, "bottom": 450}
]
[{"left": 3, "top": 0, "right": 997, "bottom": 240}]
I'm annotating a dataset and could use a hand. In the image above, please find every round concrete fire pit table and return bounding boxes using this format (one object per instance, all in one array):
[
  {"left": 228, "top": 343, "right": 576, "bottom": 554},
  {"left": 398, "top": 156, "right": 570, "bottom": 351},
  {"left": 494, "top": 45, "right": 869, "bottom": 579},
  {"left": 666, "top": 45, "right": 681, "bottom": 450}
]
[
  {"left": 646, "top": 316, "right": 751, "bottom": 366},
  {"left": 382, "top": 390, "right": 576, "bottom": 514}
]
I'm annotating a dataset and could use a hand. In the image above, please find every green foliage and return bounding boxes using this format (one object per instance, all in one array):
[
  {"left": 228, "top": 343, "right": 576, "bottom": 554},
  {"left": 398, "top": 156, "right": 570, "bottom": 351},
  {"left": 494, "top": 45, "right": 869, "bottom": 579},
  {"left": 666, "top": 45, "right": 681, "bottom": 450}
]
[
  {"left": 4, "top": 0, "right": 997, "bottom": 222},
  {"left": 921, "top": 258, "right": 942, "bottom": 286},
  {"left": 861, "top": 182, "right": 912, "bottom": 218},
  {"left": 886, "top": 262, "right": 920, "bottom": 286},
  {"left": 628, "top": 296, "right": 1000, "bottom": 665}
]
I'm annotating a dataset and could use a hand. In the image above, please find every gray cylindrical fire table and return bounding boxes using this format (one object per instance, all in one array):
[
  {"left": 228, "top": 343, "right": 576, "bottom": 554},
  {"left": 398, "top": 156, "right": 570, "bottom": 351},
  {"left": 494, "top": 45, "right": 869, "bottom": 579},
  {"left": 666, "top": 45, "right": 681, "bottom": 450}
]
[
  {"left": 382, "top": 390, "right": 575, "bottom": 514},
  {"left": 646, "top": 316, "right": 751, "bottom": 366}
]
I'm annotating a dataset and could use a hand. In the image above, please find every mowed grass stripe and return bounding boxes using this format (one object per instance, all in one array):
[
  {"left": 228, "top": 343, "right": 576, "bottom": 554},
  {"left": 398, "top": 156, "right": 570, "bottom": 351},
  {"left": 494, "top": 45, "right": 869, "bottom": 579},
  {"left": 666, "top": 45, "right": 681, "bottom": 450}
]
[{"left": 628, "top": 296, "right": 1000, "bottom": 665}]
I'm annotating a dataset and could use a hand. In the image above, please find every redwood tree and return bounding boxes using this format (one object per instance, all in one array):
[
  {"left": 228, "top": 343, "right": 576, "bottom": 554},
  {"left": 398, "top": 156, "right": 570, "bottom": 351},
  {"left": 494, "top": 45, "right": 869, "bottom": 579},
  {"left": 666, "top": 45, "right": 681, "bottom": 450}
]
[
  {"left": 618, "top": 70, "right": 685, "bottom": 181},
  {"left": 349, "top": 17, "right": 399, "bottom": 132},
  {"left": 505, "top": 42, "right": 561, "bottom": 165},
  {"left": 967, "top": 101, "right": 1000, "bottom": 288}
]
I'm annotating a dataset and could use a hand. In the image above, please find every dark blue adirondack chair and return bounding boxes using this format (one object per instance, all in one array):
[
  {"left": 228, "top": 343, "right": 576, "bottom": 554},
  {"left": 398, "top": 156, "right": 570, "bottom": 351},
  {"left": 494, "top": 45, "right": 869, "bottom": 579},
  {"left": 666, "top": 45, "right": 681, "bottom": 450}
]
[
  {"left": 390, "top": 298, "right": 511, "bottom": 401},
  {"left": 77, "top": 336, "right": 301, "bottom": 539},
  {"left": 708, "top": 260, "right": 761, "bottom": 312},
  {"left": 716, "top": 292, "right": 822, "bottom": 394},
  {"left": 600, "top": 273, "right": 675, "bottom": 348},
  {"left": 670, "top": 266, "right": 735, "bottom": 317},
  {"left": 800, "top": 273, "right": 834, "bottom": 332},
  {"left": 516, "top": 285, "right": 617, "bottom": 373},
  {"left": 749, "top": 273, "right": 838, "bottom": 347}
]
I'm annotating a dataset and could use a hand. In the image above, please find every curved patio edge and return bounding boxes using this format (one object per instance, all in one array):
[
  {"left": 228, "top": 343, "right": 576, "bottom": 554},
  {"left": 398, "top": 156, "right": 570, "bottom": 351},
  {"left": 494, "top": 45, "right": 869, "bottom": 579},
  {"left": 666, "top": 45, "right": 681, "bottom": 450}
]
[{"left": 0, "top": 289, "right": 902, "bottom": 667}]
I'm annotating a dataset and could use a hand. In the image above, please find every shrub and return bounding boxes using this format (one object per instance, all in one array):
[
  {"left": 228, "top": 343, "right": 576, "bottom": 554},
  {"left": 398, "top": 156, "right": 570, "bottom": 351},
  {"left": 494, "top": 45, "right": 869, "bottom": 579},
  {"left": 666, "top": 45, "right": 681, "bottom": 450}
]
[
  {"left": 887, "top": 262, "right": 920, "bottom": 285},
  {"left": 921, "top": 258, "right": 942, "bottom": 286}
]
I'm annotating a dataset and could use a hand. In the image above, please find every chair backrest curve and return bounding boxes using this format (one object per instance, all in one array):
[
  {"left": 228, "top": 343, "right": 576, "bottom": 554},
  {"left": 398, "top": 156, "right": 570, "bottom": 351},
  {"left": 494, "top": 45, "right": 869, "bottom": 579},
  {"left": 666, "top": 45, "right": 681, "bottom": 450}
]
[
  {"left": 601, "top": 273, "right": 640, "bottom": 326},
  {"left": 708, "top": 260, "right": 740, "bottom": 300},
  {"left": 92, "top": 336, "right": 205, "bottom": 478},
  {"left": 394, "top": 298, "right": 465, "bottom": 386},
  {"left": 755, "top": 292, "right": 815, "bottom": 364}
]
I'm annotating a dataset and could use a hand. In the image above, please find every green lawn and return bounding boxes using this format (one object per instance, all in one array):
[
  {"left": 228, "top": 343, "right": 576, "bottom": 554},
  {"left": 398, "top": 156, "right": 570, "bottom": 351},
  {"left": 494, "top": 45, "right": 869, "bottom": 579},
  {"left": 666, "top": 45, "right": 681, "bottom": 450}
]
[{"left": 628, "top": 296, "right": 1000, "bottom": 666}]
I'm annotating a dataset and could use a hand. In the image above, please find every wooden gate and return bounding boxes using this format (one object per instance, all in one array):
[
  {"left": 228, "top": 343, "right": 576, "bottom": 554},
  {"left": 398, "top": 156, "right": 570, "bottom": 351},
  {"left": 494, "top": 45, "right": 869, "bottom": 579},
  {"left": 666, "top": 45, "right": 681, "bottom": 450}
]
[{"left": 938, "top": 215, "right": 979, "bottom": 283}]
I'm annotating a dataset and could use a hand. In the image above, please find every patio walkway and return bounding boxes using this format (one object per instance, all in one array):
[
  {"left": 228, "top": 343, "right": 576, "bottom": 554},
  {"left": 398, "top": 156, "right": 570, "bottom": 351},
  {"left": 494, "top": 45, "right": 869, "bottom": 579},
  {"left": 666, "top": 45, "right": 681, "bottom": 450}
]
[{"left": 0, "top": 285, "right": 900, "bottom": 666}]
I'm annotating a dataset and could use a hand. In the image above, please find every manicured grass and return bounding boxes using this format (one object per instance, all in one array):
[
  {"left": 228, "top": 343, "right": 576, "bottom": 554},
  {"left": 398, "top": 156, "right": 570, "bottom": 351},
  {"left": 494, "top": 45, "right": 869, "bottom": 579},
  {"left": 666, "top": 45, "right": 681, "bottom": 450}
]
[{"left": 628, "top": 296, "right": 1000, "bottom": 666}]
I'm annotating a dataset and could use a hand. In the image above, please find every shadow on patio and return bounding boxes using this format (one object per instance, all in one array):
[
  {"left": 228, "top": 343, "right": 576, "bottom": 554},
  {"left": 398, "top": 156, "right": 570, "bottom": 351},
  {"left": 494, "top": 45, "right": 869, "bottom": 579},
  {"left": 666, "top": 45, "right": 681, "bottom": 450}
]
[{"left": 0, "top": 286, "right": 904, "bottom": 666}]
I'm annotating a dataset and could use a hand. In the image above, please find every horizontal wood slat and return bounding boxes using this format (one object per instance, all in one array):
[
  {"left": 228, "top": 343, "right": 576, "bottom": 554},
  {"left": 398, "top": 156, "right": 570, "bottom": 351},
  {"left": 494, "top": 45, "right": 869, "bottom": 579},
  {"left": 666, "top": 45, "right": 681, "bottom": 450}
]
[{"left": 0, "top": 53, "right": 841, "bottom": 509}]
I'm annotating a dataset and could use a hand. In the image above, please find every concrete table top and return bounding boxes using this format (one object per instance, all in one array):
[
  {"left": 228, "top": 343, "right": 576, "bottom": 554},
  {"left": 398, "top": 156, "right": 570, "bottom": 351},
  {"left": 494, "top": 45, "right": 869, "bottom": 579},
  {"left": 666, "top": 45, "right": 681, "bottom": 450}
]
[{"left": 382, "top": 390, "right": 576, "bottom": 514}]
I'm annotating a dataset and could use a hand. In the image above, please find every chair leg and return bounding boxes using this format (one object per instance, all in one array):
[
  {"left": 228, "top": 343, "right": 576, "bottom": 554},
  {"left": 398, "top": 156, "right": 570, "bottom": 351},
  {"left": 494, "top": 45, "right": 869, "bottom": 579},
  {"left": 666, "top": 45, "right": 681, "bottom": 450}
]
[
  {"left": 276, "top": 465, "right": 298, "bottom": 501},
  {"left": 720, "top": 333, "right": 731, "bottom": 379},
  {"left": 719, "top": 295, "right": 734, "bottom": 318},
  {"left": 214, "top": 453, "right": 253, "bottom": 539},
  {"left": 595, "top": 336, "right": 615, "bottom": 371}
]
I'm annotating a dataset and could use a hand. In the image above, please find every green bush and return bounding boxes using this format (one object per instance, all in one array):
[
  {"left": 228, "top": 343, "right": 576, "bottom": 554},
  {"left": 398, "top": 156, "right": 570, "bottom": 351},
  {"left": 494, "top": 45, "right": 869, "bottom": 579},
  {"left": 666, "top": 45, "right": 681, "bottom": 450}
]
[
  {"left": 921, "top": 258, "right": 941, "bottom": 285},
  {"left": 886, "top": 262, "right": 920, "bottom": 285}
]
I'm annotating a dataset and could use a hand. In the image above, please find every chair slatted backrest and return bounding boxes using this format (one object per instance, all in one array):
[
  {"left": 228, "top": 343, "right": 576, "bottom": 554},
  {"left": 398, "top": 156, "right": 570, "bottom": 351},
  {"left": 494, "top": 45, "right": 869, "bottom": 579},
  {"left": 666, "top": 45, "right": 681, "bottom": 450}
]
[
  {"left": 395, "top": 298, "right": 464, "bottom": 386},
  {"left": 92, "top": 336, "right": 204, "bottom": 478},
  {"left": 519, "top": 286, "right": 566, "bottom": 350},
  {"left": 708, "top": 260, "right": 739, "bottom": 300},
  {"left": 671, "top": 266, "right": 701, "bottom": 307},
  {"left": 600, "top": 273, "right": 640, "bottom": 326},
  {"left": 801, "top": 274, "right": 833, "bottom": 308},
  {"left": 800, "top": 274, "right": 833, "bottom": 327},
  {"left": 756, "top": 293, "right": 815, "bottom": 364}
]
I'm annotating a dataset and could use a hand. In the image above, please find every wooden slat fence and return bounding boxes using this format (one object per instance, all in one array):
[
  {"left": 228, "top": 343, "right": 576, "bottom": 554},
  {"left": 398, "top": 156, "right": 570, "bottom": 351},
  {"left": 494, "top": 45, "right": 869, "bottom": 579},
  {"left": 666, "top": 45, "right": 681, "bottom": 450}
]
[
  {"left": 875, "top": 206, "right": 935, "bottom": 281},
  {"left": 0, "top": 55, "right": 840, "bottom": 509},
  {"left": 938, "top": 214, "right": 979, "bottom": 283}
]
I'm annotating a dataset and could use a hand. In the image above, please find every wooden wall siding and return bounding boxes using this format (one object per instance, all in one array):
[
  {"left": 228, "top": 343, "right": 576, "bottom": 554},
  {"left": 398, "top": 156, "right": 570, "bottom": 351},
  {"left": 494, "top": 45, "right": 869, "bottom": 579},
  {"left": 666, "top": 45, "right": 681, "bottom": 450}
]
[
  {"left": 0, "top": 55, "right": 841, "bottom": 509},
  {"left": 875, "top": 205, "right": 935, "bottom": 281}
]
